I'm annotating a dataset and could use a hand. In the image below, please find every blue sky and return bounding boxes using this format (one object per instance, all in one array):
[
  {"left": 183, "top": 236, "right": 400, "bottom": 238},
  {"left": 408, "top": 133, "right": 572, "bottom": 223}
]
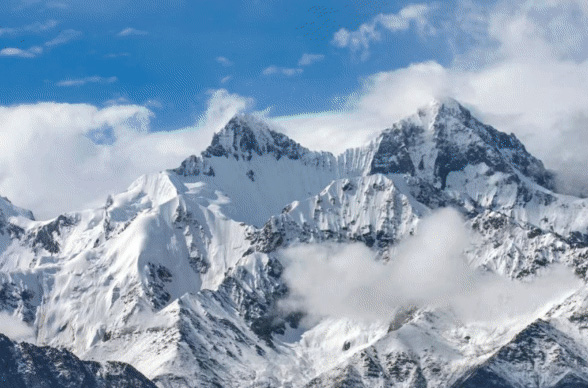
[
  {"left": 1, "top": 0, "right": 588, "bottom": 219},
  {"left": 0, "top": 0, "right": 461, "bottom": 131}
]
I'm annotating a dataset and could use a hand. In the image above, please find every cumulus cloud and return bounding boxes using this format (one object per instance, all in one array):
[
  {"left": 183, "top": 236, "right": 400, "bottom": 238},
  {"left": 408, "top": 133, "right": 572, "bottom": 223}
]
[
  {"left": 262, "top": 66, "right": 303, "bottom": 76},
  {"left": 117, "top": 27, "right": 148, "bottom": 37},
  {"left": 270, "top": 0, "right": 588, "bottom": 197},
  {"left": 280, "top": 208, "right": 581, "bottom": 323},
  {"left": 332, "top": 4, "right": 433, "bottom": 59},
  {"left": 0, "top": 89, "right": 251, "bottom": 219},
  {"left": 56, "top": 76, "right": 118, "bottom": 87},
  {"left": 298, "top": 53, "right": 325, "bottom": 66}
]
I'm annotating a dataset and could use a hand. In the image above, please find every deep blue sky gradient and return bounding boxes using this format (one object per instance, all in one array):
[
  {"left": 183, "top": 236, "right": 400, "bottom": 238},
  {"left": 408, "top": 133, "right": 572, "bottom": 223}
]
[{"left": 1, "top": 0, "right": 460, "bottom": 131}]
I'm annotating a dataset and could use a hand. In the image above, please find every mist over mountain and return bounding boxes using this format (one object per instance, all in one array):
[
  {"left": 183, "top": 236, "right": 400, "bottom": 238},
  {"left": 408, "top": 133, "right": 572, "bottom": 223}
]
[{"left": 0, "top": 99, "right": 587, "bottom": 387}]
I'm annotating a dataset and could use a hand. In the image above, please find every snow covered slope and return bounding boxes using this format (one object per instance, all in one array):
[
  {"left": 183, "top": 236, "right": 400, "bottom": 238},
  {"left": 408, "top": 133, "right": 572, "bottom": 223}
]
[
  {"left": 1, "top": 99, "right": 588, "bottom": 387},
  {"left": 0, "top": 333, "right": 157, "bottom": 387}
]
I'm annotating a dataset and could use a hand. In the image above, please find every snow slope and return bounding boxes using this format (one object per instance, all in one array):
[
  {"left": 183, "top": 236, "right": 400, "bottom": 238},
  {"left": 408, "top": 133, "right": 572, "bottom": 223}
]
[{"left": 0, "top": 99, "right": 587, "bottom": 387}]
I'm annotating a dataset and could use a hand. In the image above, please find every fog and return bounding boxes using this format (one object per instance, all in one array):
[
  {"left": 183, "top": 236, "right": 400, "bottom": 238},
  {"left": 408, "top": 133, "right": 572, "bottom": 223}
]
[
  {"left": 0, "top": 312, "right": 36, "bottom": 343},
  {"left": 280, "top": 208, "right": 582, "bottom": 323}
]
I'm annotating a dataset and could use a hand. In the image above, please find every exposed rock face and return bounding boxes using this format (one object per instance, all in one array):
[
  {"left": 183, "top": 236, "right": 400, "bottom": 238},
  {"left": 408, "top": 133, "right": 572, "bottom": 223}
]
[
  {"left": 0, "top": 99, "right": 588, "bottom": 387},
  {"left": 0, "top": 334, "right": 157, "bottom": 388}
]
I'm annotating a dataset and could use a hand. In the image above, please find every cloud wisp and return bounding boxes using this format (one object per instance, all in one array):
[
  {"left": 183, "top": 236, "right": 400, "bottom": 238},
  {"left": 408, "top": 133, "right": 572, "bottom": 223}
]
[
  {"left": 216, "top": 56, "right": 233, "bottom": 67},
  {"left": 56, "top": 76, "right": 118, "bottom": 87},
  {"left": 332, "top": 3, "right": 433, "bottom": 59},
  {"left": 262, "top": 65, "right": 303, "bottom": 76},
  {"left": 44, "top": 29, "right": 82, "bottom": 47},
  {"left": 0, "top": 46, "right": 43, "bottom": 58},
  {"left": 0, "top": 28, "right": 82, "bottom": 59},
  {"left": 298, "top": 53, "right": 325, "bottom": 66},
  {"left": 280, "top": 208, "right": 581, "bottom": 323},
  {"left": 0, "top": 19, "right": 58, "bottom": 36},
  {"left": 117, "top": 27, "right": 148, "bottom": 37}
]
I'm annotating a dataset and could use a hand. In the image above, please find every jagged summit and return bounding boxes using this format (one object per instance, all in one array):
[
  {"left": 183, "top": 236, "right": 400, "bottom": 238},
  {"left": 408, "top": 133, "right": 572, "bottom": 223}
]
[
  {"left": 174, "top": 98, "right": 555, "bottom": 197},
  {"left": 203, "top": 113, "right": 309, "bottom": 161},
  {"left": 371, "top": 97, "right": 555, "bottom": 191},
  {"left": 2, "top": 98, "right": 588, "bottom": 388}
]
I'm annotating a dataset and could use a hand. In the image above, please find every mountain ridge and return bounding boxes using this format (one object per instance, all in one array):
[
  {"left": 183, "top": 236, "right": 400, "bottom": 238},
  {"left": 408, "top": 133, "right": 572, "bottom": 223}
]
[{"left": 0, "top": 98, "right": 587, "bottom": 387}]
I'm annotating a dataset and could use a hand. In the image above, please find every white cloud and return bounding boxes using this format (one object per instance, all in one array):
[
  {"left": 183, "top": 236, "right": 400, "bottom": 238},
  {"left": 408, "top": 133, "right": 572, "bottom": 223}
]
[
  {"left": 45, "top": 29, "right": 82, "bottom": 47},
  {"left": 280, "top": 208, "right": 581, "bottom": 322},
  {"left": 220, "top": 75, "right": 232, "bottom": 84},
  {"left": 271, "top": 0, "right": 588, "bottom": 197},
  {"left": 0, "top": 312, "right": 35, "bottom": 343},
  {"left": 0, "top": 19, "right": 58, "bottom": 36},
  {"left": 262, "top": 65, "right": 303, "bottom": 76},
  {"left": 0, "top": 28, "right": 79, "bottom": 59},
  {"left": 143, "top": 99, "right": 163, "bottom": 109},
  {"left": 104, "top": 52, "right": 130, "bottom": 59},
  {"left": 0, "top": 89, "right": 252, "bottom": 220},
  {"left": 216, "top": 56, "right": 233, "bottom": 66},
  {"left": 298, "top": 53, "right": 325, "bottom": 66},
  {"left": 0, "top": 46, "right": 43, "bottom": 58},
  {"left": 104, "top": 97, "right": 131, "bottom": 106},
  {"left": 332, "top": 4, "right": 433, "bottom": 59},
  {"left": 57, "top": 76, "right": 118, "bottom": 87},
  {"left": 117, "top": 27, "right": 148, "bottom": 37}
]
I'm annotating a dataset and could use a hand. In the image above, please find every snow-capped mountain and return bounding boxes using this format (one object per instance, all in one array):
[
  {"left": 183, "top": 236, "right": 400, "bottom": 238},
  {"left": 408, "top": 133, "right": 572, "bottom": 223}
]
[{"left": 1, "top": 98, "right": 588, "bottom": 387}]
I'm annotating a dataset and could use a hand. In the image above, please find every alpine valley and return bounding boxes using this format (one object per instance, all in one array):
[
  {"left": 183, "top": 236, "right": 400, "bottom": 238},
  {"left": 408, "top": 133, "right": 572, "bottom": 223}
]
[{"left": 1, "top": 98, "right": 588, "bottom": 387}]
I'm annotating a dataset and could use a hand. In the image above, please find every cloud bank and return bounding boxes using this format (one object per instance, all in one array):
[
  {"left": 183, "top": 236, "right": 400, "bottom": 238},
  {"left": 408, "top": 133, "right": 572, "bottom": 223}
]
[
  {"left": 0, "top": 89, "right": 251, "bottom": 220},
  {"left": 271, "top": 0, "right": 588, "bottom": 197},
  {"left": 280, "top": 208, "right": 581, "bottom": 323}
]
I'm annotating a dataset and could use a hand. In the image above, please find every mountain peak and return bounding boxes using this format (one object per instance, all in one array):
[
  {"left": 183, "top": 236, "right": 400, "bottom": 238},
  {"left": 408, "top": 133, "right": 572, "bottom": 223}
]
[
  {"left": 203, "top": 113, "right": 308, "bottom": 161},
  {"left": 428, "top": 96, "right": 463, "bottom": 112},
  {"left": 0, "top": 195, "right": 34, "bottom": 220},
  {"left": 414, "top": 97, "right": 471, "bottom": 130},
  {"left": 372, "top": 98, "right": 554, "bottom": 191}
]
